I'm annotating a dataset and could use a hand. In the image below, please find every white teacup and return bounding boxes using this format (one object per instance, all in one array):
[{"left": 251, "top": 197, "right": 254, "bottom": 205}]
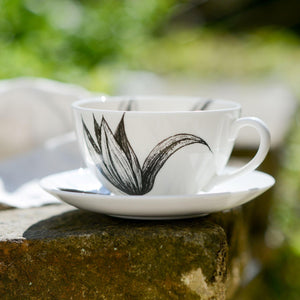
[{"left": 72, "top": 96, "right": 270, "bottom": 195}]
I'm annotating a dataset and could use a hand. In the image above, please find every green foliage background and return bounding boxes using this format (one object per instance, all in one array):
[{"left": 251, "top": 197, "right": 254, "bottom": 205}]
[
  {"left": 0, "top": 0, "right": 299, "bottom": 299},
  {"left": 0, "top": 0, "right": 176, "bottom": 87}
]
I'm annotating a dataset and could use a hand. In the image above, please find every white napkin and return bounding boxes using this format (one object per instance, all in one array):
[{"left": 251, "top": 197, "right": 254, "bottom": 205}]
[
  {"left": 0, "top": 133, "right": 83, "bottom": 209},
  {"left": 0, "top": 178, "right": 59, "bottom": 208}
]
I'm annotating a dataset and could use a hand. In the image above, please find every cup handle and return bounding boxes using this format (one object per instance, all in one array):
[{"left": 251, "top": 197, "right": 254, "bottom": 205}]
[{"left": 205, "top": 117, "right": 271, "bottom": 190}]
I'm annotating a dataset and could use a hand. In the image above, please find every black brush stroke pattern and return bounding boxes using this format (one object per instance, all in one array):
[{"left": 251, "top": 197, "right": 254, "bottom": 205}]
[
  {"left": 59, "top": 188, "right": 110, "bottom": 195},
  {"left": 141, "top": 134, "right": 211, "bottom": 194},
  {"left": 191, "top": 99, "right": 213, "bottom": 111},
  {"left": 82, "top": 113, "right": 212, "bottom": 195},
  {"left": 118, "top": 99, "right": 137, "bottom": 111}
]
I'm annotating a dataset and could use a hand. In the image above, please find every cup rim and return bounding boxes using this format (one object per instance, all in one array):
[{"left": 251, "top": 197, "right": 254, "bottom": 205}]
[{"left": 72, "top": 95, "right": 241, "bottom": 114}]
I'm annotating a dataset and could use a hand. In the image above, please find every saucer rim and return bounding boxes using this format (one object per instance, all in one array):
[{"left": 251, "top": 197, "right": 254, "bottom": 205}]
[
  {"left": 40, "top": 168, "right": 275, "bottom": 200},
  {"left": 39, "top": 168, "right": 275, "bottom": 219}
]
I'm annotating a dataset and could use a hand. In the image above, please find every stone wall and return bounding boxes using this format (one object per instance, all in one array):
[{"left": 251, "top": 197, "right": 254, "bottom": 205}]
[{"left": 0, "top": 205, "right": 249, "bottom": 299}]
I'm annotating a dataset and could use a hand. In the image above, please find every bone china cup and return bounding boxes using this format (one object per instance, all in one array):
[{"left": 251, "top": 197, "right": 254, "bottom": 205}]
[{"left": 72, "top": 96, "right": 271, "bottom": 196}]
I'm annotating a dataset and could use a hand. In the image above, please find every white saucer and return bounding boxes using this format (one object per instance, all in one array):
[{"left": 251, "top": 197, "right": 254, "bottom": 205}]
[{"left": 40, "top": 168, "right": 275, "bottom": 220}]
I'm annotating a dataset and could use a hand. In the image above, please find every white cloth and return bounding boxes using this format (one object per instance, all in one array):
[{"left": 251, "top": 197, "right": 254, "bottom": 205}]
[
  {"left": 0, "top": 133, "right": 83, "bottom": 208},
  {"left": 0, "top": 178, "right": 59, "bottom": 208},
  {"left": 0, "top": 77, "right": 97, "bottom": 208}
]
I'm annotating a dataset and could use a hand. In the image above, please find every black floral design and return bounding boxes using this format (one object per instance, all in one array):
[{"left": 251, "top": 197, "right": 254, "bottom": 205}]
[
  {"left": 191, "top": 99, "right": 213, "bottom": 111},
  {"left": 118, "top": 99, "right": 137, "bottom": 111},
  {"left": 82, "top": 114, "right": 212, "bottom": 195}
]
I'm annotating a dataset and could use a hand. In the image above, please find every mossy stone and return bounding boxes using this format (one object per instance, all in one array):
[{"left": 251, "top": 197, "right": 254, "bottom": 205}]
[{"left": 0, "top": 205, "right": 248, "bottom": 299}]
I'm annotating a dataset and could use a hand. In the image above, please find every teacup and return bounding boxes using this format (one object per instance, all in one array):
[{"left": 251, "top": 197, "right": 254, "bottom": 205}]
[{"left": 72, "top": 96, "right": 270, "bottom": 195}]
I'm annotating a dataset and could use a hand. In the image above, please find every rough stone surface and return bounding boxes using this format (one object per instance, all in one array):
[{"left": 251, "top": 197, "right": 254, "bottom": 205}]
[{"left": 0, "top": 204, "right": 249, "bottom": 299}]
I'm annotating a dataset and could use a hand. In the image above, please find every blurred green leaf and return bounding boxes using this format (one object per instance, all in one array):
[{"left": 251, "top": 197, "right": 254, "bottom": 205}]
[{"left": 0, "top": 1, "right": 300, "bottom": 298}]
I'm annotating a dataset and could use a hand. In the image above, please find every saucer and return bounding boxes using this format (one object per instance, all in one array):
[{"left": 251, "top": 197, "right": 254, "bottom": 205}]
[{"left": 40, "top": 168, "right": 275, "bottom": 220}]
